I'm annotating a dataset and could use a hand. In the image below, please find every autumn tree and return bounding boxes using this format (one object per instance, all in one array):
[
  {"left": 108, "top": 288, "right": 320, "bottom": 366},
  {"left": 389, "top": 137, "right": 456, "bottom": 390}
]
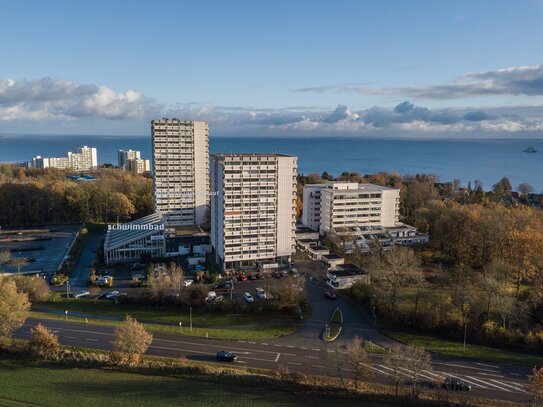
[
  {"left": 109, "top": 192, "right": 136, "bottom": 223},
  {"left": 30, "top": 323, "right": 60, "bottom": 359},
  {"left": 384, "top": 343, "right": 410, "bottom": 396},
  {"left": 0, "top": 250, "right": 11, "bottom": 272},
  {"left": 0, "top": 276, "right": 31, "bottom": 337},
  {"left": 528, "top": 367, "right": 543, "bottom": 405},
  {"left": 345, "top": 336, "right": 372, "bottom": 391},
  {"left": 11, "top": 275, "right": 50, "bottom": 302},
  {"left": 113, "top": 315, "right": 153, "bottom": 365}
]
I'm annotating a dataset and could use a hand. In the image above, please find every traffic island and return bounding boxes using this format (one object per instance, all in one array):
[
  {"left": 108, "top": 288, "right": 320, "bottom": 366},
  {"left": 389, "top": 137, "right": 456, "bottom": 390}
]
[{"left": 322, "top": 307, "right": 343, "bottom": 342}]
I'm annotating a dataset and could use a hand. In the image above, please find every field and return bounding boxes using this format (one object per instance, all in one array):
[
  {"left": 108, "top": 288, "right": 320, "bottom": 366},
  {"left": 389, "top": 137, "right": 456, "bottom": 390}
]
[{"left": 0, "top": 359, "right": 365, "bottom": 407}]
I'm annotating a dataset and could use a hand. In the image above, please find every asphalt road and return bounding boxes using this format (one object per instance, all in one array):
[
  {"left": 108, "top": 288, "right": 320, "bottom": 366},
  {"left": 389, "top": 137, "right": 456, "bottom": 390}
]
[
  {"left": 16, "top": 317, "right": 531, "bottom": 403},
  {"left": 69, "top": 229, "right": 103, "bottom": 288}
]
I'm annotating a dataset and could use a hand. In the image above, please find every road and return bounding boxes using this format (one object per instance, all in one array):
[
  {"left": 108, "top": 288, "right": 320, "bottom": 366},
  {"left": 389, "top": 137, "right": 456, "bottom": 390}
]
[
  {"left": 16, "top": 317, "right": 531, "bottom": 403},
  {"left": 69, "top": 229, "right": 103, "bottom": 288}
]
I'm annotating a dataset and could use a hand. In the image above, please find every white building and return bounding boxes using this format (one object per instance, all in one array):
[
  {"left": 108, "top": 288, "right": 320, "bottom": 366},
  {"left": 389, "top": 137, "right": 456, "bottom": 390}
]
[
  {"left": 29, "top": 146, "right": 97, "bottom": 171},
  {"left": 301, "top": 184, "right": 324, "bottom": 231},
  {"left": 118, "top": 149, "right": 141, "bottom": 169},
  {"left": 126, "top": 158, "right": 150, "bottom": 174},
  {"left": 210, "top": 153, "right": 297, "bottom": 272},
  {"left": 152, "top": 119, "right": 209, "bottom": 227}
]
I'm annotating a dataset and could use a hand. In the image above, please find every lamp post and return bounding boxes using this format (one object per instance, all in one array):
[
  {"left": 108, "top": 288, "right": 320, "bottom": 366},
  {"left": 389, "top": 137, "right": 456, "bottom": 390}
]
[
  {"left": 179, "top": 322, "right": 182, "bottom": 333},
  {"left": 65, "top": 310, "right": 68, "bottom": 320},
  {"left": 190, "top": 307, "right": 193, "bottom": 332}
]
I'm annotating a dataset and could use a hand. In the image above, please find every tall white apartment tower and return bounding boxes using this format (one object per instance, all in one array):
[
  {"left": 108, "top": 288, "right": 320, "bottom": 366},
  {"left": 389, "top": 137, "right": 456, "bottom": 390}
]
[
  {"left": 152, "top": 119, "right": 209, "bottom": 227},
  {"left": 210, "top": 153, "right": 297, "bottom": 272},
  {"left": 118, "top": 149, "right": 141, "bottom": 169}
]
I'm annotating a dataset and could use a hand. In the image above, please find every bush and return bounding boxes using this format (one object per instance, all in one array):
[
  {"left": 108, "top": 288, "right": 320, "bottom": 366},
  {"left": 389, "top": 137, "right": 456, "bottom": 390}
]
[
  {"left": 30, "top": 323, "right": 60, "bottom": 359},
  {"left": 113, "top": 315, "right": 153, "bottom": 366}
]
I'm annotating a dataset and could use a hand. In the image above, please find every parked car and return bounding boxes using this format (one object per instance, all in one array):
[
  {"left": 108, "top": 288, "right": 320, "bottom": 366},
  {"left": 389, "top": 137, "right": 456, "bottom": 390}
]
[
  {"left": 105, "top": 291, "right": 120, "bottom": 299},
  {"left": 281, "top": 270, "right": 289, "bottom": 277},
  {"left": 206, "top": 291, "right": 217, "bottom": 302},
  {"left": 442, "top": 377, "right": 472, "bottom": 392},
  {"left": 213, "top": 295, "right": 224, "bottom": 303},
  {"left": 248, "top": 273, "right": 257, "bottom": 280},
  {"left": 324, "top": 291, "right": 337, "bottom": 299},
  {"left": 238, "top": 274, "right": 248, "bottom": 282},
  {"left": 290, "top": 268, "right": 299, "bottom": 277},
  {"left": 255, "top": 287, "right": 266, "bottom": 299},
  {"left": 213, "top": 280, "right": 233, "bottom": 290},
  {"left": 216, "top": 350, "right": 237, "bottom": 362},
  {"left": 131, "top": 274, "right": 147, "bottom": 287},
  {"left": 272, "top": 271, "right": 282, "bottom": 278},
  {"left": 256, "top": 272, "right": 264, "bottom": 279},
  {"left": 243, "top": 292, "right": 254, "bottom": 303},
  {"left": 73, "top": 290, "right": 90, "bottom": 299},
  {"left": 182, "top": 279, "right": 194, "bottom": 287}
]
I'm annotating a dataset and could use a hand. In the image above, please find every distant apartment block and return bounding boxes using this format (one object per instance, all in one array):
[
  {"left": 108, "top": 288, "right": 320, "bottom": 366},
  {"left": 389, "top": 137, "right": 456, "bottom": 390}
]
[
  {"left": 152, "top": 119, "right": 209, "bottom": 227},
  {"left": 29, "top": 146, "right": 97, "bottom": 171},
  {"left": 126, "top": 158, "right": 150, "bottom": 174},
  {"left": 210, "top": 153, "right": 297, "bottom": 272},
  {"left": 301, "top": 181, "right": 427, "bottom": 251},
  {"left": 118, "top": 149, "right": 141, "bottom": 169}
]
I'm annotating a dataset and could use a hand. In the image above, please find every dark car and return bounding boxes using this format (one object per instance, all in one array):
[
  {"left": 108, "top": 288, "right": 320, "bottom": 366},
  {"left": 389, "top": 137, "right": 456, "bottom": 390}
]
[
  {"left": 273, "top": 271, "right": 282, "bottom": 278},
  {"left": 248, "top": 273, "right": 257, "bottom": 280},
  {"left": 216, "top": 351, "right": 238, "bottom": 362},
  {"left": 212, "top": 280, "right": 233, "bottom": 290},
  {"left": 324, "top": 290, "right": 337, "bottom": 299},
  {"left": 442, "top": 376, "right": 472, "bottom": 392}
]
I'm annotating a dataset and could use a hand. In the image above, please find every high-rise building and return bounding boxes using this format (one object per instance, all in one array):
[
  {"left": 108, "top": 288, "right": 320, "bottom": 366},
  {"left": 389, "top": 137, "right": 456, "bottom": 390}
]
[
  {"left": 126, "top": 158, "right": 150, "bottom": 174},
  {"left": 29, "top": 146, "right": 97, "bottom": 171},
  {"left": 118, "top": 149, "right": 141, "bottom": 169},
  {"left": 152, "top": 119, "right": 209, "bottom": 227},
  {"left": 210, "top": 153, "right": 297, "bottom": 272}
]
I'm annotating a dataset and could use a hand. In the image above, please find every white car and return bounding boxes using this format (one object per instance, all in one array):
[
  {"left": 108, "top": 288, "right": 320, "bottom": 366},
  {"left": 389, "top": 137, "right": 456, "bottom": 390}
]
[
  {"left": 255, "top": 288, "right": 266, "bottom": 300},
  {"left": 105, "top": 291, "right": 120, "bottom": 299},
  {"left": 73, "top": 290, "right": 90, "bottom": 299},
  {"left": 243, "top": 292, "right": 254, "bottom": 303},
  {"left": 182, "top": 279, "right": 194, "bottom": 287},
  {"left": 206, "top": 291, "right": 217, "bottom": 302}
]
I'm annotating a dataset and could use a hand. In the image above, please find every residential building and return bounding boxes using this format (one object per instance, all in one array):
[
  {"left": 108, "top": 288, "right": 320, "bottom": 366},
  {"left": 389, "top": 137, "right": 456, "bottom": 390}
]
[
  {"left": 326, "top": 263, "right": 369, "bottom": 290},
  {"left": 29, "top": 146, "right": 97, "bottom": 171},
  {"left": 126, "top": 158, "right": 150, "bottom": 174},
  {"left": 118, "top": 149, "right": 141, "bottom": 169},
  {"left": 301, "top": 184, "right": 325, "bottom": 231},
  {"left": 210, "top": 153, "right": 297, "bottom": 272},
  {"left": 152, "top": 119, "right": 209, "bottom": 227}
]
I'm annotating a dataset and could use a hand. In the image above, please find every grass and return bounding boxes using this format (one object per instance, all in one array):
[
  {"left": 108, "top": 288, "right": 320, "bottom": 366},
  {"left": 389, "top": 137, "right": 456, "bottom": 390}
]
[
  {"left": 386, "top": 330, "right": 543, "bottom": 366},
  {"left": 0, "top": 358, "right": 366, "bottom": 407},
  {"left": 30, "top": 311, "right": 300, "bottom": 341},
  {"left": 39, "top": 298, "right": 292, "bottom": 326}
]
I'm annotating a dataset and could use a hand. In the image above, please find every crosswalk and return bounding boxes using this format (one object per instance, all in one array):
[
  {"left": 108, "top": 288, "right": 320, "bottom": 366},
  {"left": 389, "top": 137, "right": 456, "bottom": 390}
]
[{"left": 361, "top": 362, "right": 528, "bottom": 394}]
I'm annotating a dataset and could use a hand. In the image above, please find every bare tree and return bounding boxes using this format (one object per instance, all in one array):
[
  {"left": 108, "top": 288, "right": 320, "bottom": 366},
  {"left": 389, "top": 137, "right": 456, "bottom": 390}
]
[
  {"left": 517, "top": 182, "right": 534, "bottom": 196},
  {"left": 405, "top": 346, "right": 432, "bottom": 399},
  {"left": 528, "top": 367, "right": 543, "bottom": 405},
  {"left": 384, "top": 343, "right": 409, "bottom": 396},
  {"left": 147, "top": 262, "right": 184, "bottom": 301},
  {"left": 384, "top": 343, "right": 432, "bottom": 399},
  {"left": 11, "top": 256, "right": 29, "bottom": 274},
  {"left": 345, "top": 336, "right": 372, "bottom": 391},
  {"left": 0, "top": 250, "right": 11, "bottom": 272},
  {"left": 328, "top": 343, "right": 349, "bottom": 392},
  {"left": 0, "top": 276, "right": 31, "bottom": 337},
  {"left": 113, "top": 315, "right": 153, "bottom": 365}
]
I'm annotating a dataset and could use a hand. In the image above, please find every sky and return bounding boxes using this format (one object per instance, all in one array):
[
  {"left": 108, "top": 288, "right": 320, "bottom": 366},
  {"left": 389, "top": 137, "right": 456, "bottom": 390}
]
[{"left": 1, "top": 0, "right": 543, "bottom": 137}]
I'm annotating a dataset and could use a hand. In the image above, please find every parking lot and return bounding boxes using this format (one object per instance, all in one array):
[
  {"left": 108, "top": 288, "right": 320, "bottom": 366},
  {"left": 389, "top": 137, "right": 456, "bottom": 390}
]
[{"left": 0, "top": 224, "right": 81, "bottom": 276}]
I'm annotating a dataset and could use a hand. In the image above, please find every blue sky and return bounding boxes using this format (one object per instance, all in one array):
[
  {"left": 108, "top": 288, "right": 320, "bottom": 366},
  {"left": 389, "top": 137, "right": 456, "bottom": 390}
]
[{"left": 1, "top": 0, "right": 543, "bottom": 136}]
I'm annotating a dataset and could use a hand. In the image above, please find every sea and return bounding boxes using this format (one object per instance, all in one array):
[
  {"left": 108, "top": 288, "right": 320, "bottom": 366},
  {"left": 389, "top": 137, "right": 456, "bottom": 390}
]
[{"left": 0, "top": 134, "right": 542, "bottom": 191}]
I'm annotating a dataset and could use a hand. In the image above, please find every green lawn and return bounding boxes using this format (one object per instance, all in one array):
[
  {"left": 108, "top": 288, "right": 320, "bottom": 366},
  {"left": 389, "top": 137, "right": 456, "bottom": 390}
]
[
  {"left": 30, "top": 311, "right": 300, "bottom": 341},
  {"left": 0, "top": 359, "right": 365, "bottom": 407},
  {"left": 386, "top": 331, "right": 543, "bottom": 366}
]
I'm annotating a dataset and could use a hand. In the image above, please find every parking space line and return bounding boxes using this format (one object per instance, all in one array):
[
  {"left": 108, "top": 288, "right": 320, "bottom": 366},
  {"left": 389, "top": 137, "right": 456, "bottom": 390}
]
[
  {"left": 287, "top": 362, "right": 301, "bottom": 366},
  {"left": 486, "top": 379, "right": 528, "bottom": 393},
  {"left": 464, "top": 376, "right": 503, "bottom": 391}
]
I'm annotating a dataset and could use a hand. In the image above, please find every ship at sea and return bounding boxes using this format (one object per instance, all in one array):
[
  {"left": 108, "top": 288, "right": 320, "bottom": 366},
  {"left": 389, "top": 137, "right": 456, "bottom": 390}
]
[{"left": 523, "top": 147, "right": 537, "bottom": 153}]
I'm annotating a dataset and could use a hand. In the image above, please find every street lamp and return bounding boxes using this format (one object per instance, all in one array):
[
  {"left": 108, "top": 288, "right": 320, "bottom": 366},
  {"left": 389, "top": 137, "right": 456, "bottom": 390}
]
[
  {"left": 179, "top": 322, "right": 182, "bottom": 333},
  {"left": 65, "top": 310, "right": 68, "bottom": 320}
]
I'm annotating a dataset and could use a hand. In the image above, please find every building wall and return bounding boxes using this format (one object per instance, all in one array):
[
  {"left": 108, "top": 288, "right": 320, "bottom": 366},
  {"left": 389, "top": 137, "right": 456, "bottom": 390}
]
[
  {"left": 380, "top": 188, "right": 400, "bottom": 227},
  {"left": 152, "top": 119, "right": 209, "bottom": 227},
  {"left": 301, "top": 184, "right": 324, "bottom": 231},
  {"left": 118, "top": 149, "right": 141, "bottom": 169}
]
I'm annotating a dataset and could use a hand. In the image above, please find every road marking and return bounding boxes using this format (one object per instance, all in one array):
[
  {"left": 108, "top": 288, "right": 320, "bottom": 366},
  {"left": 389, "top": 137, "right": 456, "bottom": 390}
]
[
  {"left": 64, "top": 336, "right": 77, "bottom": 339},
  {"left": 305, "top": 356, "right": 319, "bottom": 359},
  {"left": 475, "top": 362, "right": 499, "bottom": 369},
  {"left": 312, "top": 348, "right": 321, "bottom": 351},
  {"left": 248, "top": 342, "right": 256, "bottom": 344},
  {"left": 396, "top": 367, "right": 438, "bottom": 382},
  {"left": 287, "top": 362, "right": 301, "bottom": 366},
  {"left": 86, "top": 338, "right": 99, "bottom": 342},
  {"left": 282, "top": 353, "right": 296, "bottom": 357},
  {"left": 275, "top": 353, "right": 281, "bottom": 362},
  {"left": 261, "top": 343, "right": 269, "bottom": 346},
  {"left": 237, "top": 361, "right": 247, "bottom": 364},
  {"left": 300, "top": 347, "right": 308, "bottom": 349},
  {"left": 464, "top": 376, "right": 506, "bottom": 391},
  {"left": 274, "top": 344, "right": 282, "bottom": 347},
  {"left": 312, "top": 365, "right": 326, "bottom": 368},
  {"left": 286, "top": 345, "right": 294, "bottom": 348},
  {"left": 486, "top": 379, "right": 528, "bottom": 393}
]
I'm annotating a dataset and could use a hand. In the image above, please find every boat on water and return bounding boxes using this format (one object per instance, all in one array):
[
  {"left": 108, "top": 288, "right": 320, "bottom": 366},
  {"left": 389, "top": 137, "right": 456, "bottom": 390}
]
[{"left": 523, "top": 147, "right": 537, "bottom": 153}]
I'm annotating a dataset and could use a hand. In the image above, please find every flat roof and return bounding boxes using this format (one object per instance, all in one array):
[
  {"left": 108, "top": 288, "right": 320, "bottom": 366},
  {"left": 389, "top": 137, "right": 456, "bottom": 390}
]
[
  {"left": 211, "top": 153, "right": 294, "bottom": 158},
  {"left": 323, "top": 253, "right": 343, "bottom": 259},
  {"left": 296, "top": 226, "right": 318, "bottom": 233},
  {"left": 328, "top": 263, "right": 367, "bottom": 277}
]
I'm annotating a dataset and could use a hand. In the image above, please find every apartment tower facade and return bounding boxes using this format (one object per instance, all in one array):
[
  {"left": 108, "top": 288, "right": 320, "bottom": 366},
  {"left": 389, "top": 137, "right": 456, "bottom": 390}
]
[
  {"left": 152, "top": 119, "right": 209, "bottom": 227},
  {"left": 210, "top": 153, "right": 297, "bottom": 272}
]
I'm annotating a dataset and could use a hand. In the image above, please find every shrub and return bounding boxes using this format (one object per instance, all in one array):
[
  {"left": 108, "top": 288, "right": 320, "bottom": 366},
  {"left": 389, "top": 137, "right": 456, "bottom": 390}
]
[
  {"left": 29, "top": 323, "right": 60, "bottom": 359},
  {"left": 113, "top": 315, "right": 153, "bottom": 366}
]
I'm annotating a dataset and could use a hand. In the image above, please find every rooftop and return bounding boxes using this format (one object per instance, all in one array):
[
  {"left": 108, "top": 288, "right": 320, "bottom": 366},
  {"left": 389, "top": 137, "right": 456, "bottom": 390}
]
[
  {"left": 211, "top": 153, "right": 295, "bottom": 158},
  {"left": 104, "top": 213, "right": 164, "bottom": 251},
  {"left": 323, "top": 253, "right": 343, "bottom": 260},
  {"left": 328, "top": 263, "right": 367, "bottom": 277}
]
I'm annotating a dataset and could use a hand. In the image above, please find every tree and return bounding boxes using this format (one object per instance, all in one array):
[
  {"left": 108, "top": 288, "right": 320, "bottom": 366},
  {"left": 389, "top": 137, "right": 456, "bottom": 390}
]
[
  {"left": 384, "top": 343, "right": 432, "bottom": 399},
  {"left": 367, "top": 246, "right": 420, "bottom": 314},
  {"left": 0, "top": 276, "right": 30, "bottom": 337},
  {"left": 11, "top": 257, "right": 29, "bottom": 274},
  {"left": 11, "top": 275, "right": 50, "bottom": 302},
  {"left": 147, "top": 262, "right": 185, "bottom": 302},
  {"left": 404, "top": 346, "right": 432, "bottom": 399},
  {"left": 518, "top": 182, "right": 534, "bottom": 196},
  {"left": 30, "top": 323, "right": 60, "bottom": 359},
  {"left": 384, "top": 343, "right": 410, "bottom": 396},
  {"left": 109, "top": 192, "right": 136, "bottom": 223},
  {"left": 113, "top": 315, "right": 153, "bottom": 365},
  {"left": 345, "top": 336, "right": 372, "bottom": 391},
  {"left": 0, "top": 250, "right": 11, "bottom": 272},
  {"left": 528, "top": 367, "right": 543, "bottom": 405},
  {"left": 492, "top": 177, "right": 512, "bottom": 199}
]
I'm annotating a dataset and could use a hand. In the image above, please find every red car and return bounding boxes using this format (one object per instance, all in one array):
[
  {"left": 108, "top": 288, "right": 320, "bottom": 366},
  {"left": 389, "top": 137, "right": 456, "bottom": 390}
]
[
  {"left": 238, "top": 274, "right": 248, "bottom": 282},
  {"left": 324, "top": 291, "right": 337, "bottom": 299}
]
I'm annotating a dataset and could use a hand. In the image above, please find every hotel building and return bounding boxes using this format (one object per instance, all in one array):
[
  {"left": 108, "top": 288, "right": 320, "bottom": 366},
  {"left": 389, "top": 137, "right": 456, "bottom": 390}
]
[
  {"left": 210, "top": 153, "right": 297, "bottom": 272},
  {"left": 152, "top": 119, "right": 209, "bottom": 227},
  {"left": 29, "top": 146, "right": 97, "bottom": 171}
]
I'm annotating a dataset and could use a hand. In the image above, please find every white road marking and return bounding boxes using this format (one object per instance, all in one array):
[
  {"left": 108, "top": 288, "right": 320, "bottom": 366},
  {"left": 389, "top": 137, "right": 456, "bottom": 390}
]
[
  {"left": 300, "top": 347, "right": 308, "bottom": 349},
  {"left": 396, "top": 367, "right": 438, "bottom": 382},
  {"left": 486, "top": 379, "right": 528, "bottom": 393},
  {"left": 286, "top": 345, "right": 294, "bottom": 348},
  {"left": 305, "top": 356, "right": 319, "bottom": 359},
  {"left": 312, "top": 348, "right": 321, "bottom": 351},
  {"left": 261, "top": 343, "right": 269, "bottom": 346},
  {"left": 464, "top": 376, "right": 507, "bottom": 391},
  {"left": 86, "top": 338, "right": 99, "bottom": 342},
  {"left": 312, "top": 365, "right": 326, "bottom": 368},
  {"left": 274, "top": 344, "right": 282, "bottom": 347},
  {"left": 237, "top": 361, "right": 247, "bottom": 364},
  {"left": 283, "top": 353, "right": 297, "bottom": 357},
  {"left": 287, "top": 362, "right": 301, "bottom": 366},
  {"left": 475, "top": 362, "right": 499, "bottom": 369},
  {"left": 275, "top": 353, "right": 281, "bottom": 362}
]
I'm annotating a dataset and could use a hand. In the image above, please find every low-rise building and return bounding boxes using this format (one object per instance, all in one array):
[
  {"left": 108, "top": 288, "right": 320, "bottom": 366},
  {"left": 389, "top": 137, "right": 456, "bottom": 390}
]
[
  {"left": 326, "top": 263, "right": 369, "bottom": 290},
  {"left": 322, "top": 253, "right": 345, "bottom": 268}
]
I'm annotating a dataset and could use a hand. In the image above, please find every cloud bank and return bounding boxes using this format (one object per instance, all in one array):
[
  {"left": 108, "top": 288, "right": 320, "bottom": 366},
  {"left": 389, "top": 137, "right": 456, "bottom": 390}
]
[
  {"left": 1, "top": 75, "right": 543, "bottom": 135},
  {"left": 296, "top": 64, "right": 543, "bottom": 99}
]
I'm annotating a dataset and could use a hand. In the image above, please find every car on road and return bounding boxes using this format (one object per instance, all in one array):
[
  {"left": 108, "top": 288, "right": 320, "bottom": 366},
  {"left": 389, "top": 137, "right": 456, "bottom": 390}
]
[
  {"left": 182, "top": 279, "right": 194, "bottom": 287},
  {"left": 237, "top": 274, "right": 248, "bottom": 282},
  {"left": 324, "top": 290, "right": 337, "bottom": 299},
  {"left": 256, "top": 272, "right": 264, "bottom": 279},
  {"left": 290, "top": 268, "right": 299, "bottom": 277},
  {"left": 216, "top": 351, "right": 237, "bottom": 362},
  {"left": 131, "top": 274, "right": 148, "bottom": 287},
  {"left": 243, "top": 292, "right": 254, "bottom": 303},
  {"left": 104, "top": 291, "right": 120, "bottom": 300},
  {"left": 272, "top": 271, "right": 282, "bottom": 278},
  {"left": 442, "top": 377, "right": 472, "bottom": 392},
  {"left": 73, "top": 290, "right": 90, "bottom": 299},
  {"left": 255, "top": 287, "right": 266, "bottom": 299}
]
